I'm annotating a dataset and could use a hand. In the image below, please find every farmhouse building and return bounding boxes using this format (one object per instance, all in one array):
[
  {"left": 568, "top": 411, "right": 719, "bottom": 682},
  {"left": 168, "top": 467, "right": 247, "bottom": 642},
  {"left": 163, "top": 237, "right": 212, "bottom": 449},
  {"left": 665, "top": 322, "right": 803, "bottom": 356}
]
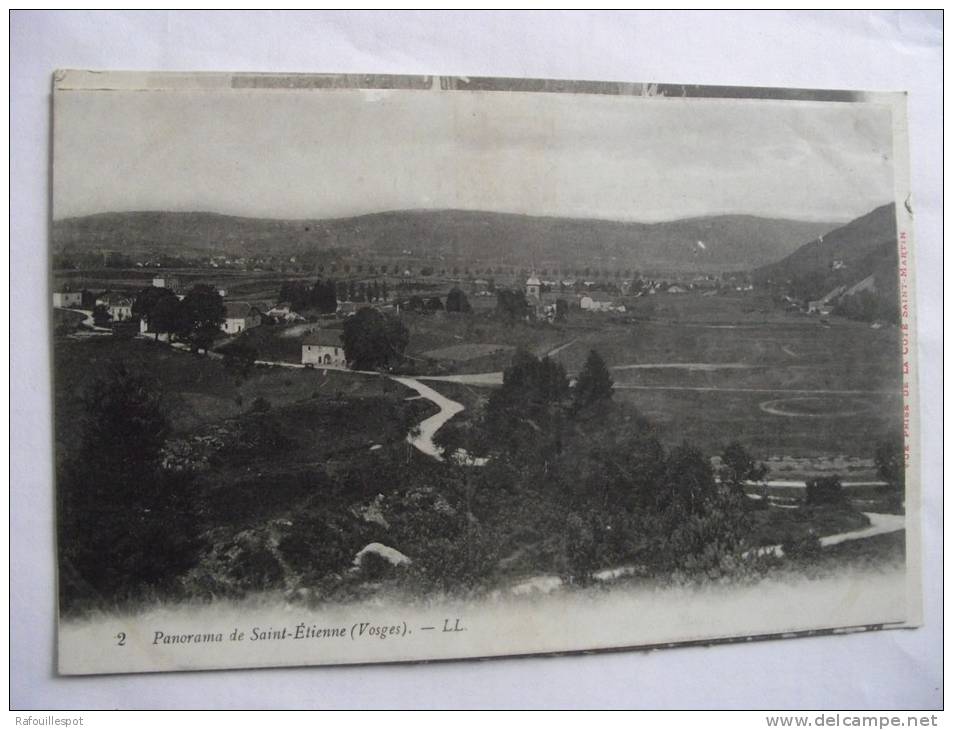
[
  {"left": 97, "top": 293, "right": 134, "bottom": 321},
  {"left": 152, "top": 276, "right": 181, "bottom": 292},
  {"left": 52, "top": 291, "right": 83, "bottom": 308},
  {"left": 266, "top": 302, "right": 305, "bottom": 323},
  {"left": 302, "top": 331, "right": 347, "bottom": 368},
  {"left": 222, "top": 303, "right": 263, "bottom": 334},
  {"left": 580, "top": 293, "right": 625, "bottom": 313}
]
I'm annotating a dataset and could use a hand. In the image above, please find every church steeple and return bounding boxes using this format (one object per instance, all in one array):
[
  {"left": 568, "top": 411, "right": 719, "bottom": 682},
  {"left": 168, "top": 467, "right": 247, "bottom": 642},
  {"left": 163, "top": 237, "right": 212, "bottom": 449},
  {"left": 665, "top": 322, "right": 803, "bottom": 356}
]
[{"left": 526, "top": 272, "right": 541, "bottom": 300}]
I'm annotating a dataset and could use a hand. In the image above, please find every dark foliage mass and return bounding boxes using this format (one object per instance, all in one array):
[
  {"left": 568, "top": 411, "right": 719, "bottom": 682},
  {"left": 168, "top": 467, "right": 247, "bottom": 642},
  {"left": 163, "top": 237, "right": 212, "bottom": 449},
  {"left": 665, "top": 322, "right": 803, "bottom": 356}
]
[
  {"left": 572, "top": 350, "right": 614, "bottom": 411},
  {"left": 875, "top": 430, "right": 905, "bottom": 510},
  {"left": 445, "top": 287, "right": 471, "bottom": 313},
  {"left": 719, "top": 441, "right": 769, "bottom": 496},
  {"left": 495, "top": 289, "right": 530, "bottom": 321},
  {"left": 57, "top": 362, "right": 200, "bottom": 613},
  {"left": 340, "top": 307, "right": 409, "bottom": 370},
  {"left": 181, "top": 284, "right": 227, "bottom": 351},
  {"left": 133, "top": 284, "right": 226, "bottom": 351},
  {"left": 91, "top": 304, "right": 112, "bottom": 328},
  {"left": 219, "top": 341, "right": 259, "bottom": 380},
  {"left": 805, "top": 476, "right": 846, "bottom": 506}
]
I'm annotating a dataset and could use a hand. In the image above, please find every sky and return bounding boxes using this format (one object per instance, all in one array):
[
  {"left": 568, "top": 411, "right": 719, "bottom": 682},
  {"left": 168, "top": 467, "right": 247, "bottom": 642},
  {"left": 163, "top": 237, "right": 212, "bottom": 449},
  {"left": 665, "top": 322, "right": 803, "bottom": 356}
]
[{"left": 52, "top": 87, "right": 895, "bottom": 223}]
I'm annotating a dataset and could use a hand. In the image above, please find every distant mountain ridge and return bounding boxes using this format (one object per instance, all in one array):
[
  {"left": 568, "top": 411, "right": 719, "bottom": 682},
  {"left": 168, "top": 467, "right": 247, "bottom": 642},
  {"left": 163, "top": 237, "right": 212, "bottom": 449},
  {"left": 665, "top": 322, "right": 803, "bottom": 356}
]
[{"left": 52, "top": 209, "right": 839, "bottom": 273}]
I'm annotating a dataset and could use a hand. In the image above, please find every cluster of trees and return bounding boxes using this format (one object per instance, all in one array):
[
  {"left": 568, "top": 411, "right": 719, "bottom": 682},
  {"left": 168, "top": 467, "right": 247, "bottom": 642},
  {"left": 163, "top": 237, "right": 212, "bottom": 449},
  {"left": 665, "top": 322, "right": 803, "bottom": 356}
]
[
  {"left": 475, "top": 349, "right": 614, "bottom": 456},
  {"left": 278, "top": 279, "right": 337, "bottom": 314},
  {"left": 446, "top": 287, "right": 471, "bottom": 313},
  {"left": 218, "top": 340, "right": 260, "bottom": 380},
  {"left": 805, "top": 476, "right": 847, "bottom": 506},
  {"left": 403, "top": 295, "right": 444, "bottom": 313},
  {"left": 340, "top": 308, "right": 410, "bottom": 370},
  {"left": 277, "top": 278, "right": 391, "bottom": 314},
  {"left": 134, "top": 284, "right": 226, "bottom": 351},
  {"left": 833, "top": 289, "right": 900, "bottom": 324},
  {"left": 433, "top": 348, "right": 767, "bottom": 586},
  {"left": 92, "top": 304, "right": 112, "bottom": 327},
  {"left": 495, "top": 289, "right": 530, "bottom": 321},
  {"left": 392, "top": 287, "right": 472, "bottom": 315},
  {"left": 57, "top": 363, "right": 200, "bottom": 612}
]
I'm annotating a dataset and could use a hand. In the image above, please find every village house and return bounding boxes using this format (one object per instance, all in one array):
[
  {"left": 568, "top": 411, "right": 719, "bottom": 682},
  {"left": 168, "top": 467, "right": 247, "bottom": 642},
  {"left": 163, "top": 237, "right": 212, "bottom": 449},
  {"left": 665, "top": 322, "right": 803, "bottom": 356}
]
[
  {"left": 52, "top": 291, "right": 83, "bottom": 308},
  {"left": 222, "top": 303, "right": 263, "bottom": 334},
  {"left": 336, "top": 301, "right": 361, "bottom": 316},
  {"left": 96, "top": 293, "right": 134, "bottom": 321},
  {"left": 302, "top": 330, "right": 347, "bottom": 368},
  {"left": 152, "top": 276, "right": 180, "bottom": 292},
  {"left": 266, "top": 302, "right": 305, "bottom": 323},
  {"left": 580, "top": 292, "right": 626, "bottom": 313}
]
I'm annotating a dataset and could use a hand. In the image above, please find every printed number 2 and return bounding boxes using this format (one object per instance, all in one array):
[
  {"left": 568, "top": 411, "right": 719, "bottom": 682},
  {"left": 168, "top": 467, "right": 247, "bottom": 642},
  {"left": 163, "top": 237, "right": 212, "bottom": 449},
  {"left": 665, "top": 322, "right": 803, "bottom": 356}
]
[{"left": 116, "top": 632, "right": 126, "bottom": 646}]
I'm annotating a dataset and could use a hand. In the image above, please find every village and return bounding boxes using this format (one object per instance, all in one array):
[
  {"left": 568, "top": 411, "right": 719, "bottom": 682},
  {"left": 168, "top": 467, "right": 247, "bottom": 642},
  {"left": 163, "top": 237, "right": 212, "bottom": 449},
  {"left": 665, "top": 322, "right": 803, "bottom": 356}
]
[{"left": 51, "top": 267, "right": 768, "bottom": 369}]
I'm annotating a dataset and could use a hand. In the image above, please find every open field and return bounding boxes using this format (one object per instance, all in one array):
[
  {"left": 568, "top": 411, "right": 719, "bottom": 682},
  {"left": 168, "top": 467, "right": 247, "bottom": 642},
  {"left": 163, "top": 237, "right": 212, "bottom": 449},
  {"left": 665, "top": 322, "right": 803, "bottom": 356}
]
[
  {"left": 533, "top": 294, "right": 903, "bottom": 460},
  {"left": 612, "top": 388, "right": 900, "bottom": 458},
  {"left": 622, "top": 291, "right": 793, "bottom": 323},
  {"left": 54, "top": 337, "right": 431, "bottom": 446}
]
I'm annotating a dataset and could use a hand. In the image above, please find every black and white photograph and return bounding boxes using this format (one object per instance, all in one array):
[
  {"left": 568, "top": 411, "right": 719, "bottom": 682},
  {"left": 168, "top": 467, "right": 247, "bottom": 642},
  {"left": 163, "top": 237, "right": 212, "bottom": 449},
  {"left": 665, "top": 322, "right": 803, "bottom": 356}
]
[{"left": 46, "top": 70, "right": 922, "bottom": 676}]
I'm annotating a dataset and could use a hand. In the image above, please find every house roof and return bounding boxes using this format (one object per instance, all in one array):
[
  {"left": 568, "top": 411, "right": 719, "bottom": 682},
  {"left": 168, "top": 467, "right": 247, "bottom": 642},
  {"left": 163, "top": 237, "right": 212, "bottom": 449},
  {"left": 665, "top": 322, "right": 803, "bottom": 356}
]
[
  {"left": 582, "top": 292, "right": 614, "bottom": 302},
  {"left": 303, "top": 330, "right": 343, "bottom": 347},
  {"left": 526, "top": 275, "right": 541, "bottom": 286},
  {"left": 224, "top": 302, "right": 261, "bottom": 319}
]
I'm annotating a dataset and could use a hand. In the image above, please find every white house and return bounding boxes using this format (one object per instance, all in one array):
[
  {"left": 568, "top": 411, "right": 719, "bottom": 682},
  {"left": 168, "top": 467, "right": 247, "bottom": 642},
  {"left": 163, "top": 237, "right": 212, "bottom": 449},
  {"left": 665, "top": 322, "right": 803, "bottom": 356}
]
[
  {"left": 152, "top": 276, "right": 180, "bottom": 291},
  {"left": 580, "top": 293, "right": 625, "bottom": 313},
  {"left": 97, "top": 293, "right": 134, "bottom": 321},
  {"left": 266, "top": 302, "right": 305, "bottom": 323},
  {"left": 52, "top": 291, "right": 82, "bottom": 308},
  {"left": 302, "top": 330, "right": 347, "bottom": 368},
  {"left": 222, "top": 303, "right": 263, "bottom": 334}
]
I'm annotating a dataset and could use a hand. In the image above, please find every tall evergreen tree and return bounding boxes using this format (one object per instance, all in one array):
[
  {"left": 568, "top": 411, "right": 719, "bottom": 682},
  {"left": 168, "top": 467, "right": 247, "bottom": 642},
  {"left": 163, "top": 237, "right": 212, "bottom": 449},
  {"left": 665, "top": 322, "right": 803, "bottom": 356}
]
[{"left": 572, "top": 349, "right": 614, "bottom": 410}]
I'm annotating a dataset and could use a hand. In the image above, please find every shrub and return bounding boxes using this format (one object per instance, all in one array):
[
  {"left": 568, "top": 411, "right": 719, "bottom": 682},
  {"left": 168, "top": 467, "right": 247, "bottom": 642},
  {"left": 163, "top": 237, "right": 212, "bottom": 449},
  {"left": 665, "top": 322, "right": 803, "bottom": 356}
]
[
  {"left": 782, "top": 530, "right": 823, "bottom": 561},
  {"left": 219, "top": 341, "right": 259, "bottom": 380},
  {"left": 356, "top": 551, "right": 401, "bottom": 581},
  {"left": 557, "top": 511, "right": 607, "bottom": 585},
  {"left": 805, "top": 476, "right": 846, "bottom": 506}
]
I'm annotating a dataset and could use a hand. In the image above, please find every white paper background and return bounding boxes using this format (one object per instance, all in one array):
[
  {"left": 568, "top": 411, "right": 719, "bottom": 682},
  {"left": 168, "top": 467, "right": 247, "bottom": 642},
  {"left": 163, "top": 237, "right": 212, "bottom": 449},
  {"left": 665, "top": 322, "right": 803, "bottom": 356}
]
[{"left": 10, "top": 10, "right": 943, "bottom": 709}]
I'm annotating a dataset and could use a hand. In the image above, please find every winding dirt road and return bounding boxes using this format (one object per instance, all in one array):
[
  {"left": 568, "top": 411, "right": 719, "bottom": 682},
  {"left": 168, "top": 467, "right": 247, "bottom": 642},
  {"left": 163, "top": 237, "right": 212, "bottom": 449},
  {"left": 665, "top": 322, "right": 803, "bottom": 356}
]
[{"left": 389, "top": 376, "right": 465, "bottom": 460}]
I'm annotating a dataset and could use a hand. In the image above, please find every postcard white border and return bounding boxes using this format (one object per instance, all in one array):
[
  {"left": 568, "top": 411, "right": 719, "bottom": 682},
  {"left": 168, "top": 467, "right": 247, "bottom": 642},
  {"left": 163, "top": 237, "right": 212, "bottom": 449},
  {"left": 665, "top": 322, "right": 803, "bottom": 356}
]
[{"left": 11, "top": 9, "right": 943, "bottom": 709}]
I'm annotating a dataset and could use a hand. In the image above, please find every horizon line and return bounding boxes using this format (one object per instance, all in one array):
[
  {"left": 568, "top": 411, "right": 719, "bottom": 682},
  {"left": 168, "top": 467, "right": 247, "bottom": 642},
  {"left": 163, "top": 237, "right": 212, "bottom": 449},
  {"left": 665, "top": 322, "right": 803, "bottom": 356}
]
[{"left": 50, "top": 204, "right": 890, "bottom": 228}]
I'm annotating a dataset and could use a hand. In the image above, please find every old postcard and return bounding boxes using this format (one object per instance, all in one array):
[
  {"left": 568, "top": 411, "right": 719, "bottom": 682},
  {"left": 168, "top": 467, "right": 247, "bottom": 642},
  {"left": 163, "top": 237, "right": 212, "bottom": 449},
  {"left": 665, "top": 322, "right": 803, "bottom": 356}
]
[{"left": 51, "top": 71, "right": 920, "bottom": 675}]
